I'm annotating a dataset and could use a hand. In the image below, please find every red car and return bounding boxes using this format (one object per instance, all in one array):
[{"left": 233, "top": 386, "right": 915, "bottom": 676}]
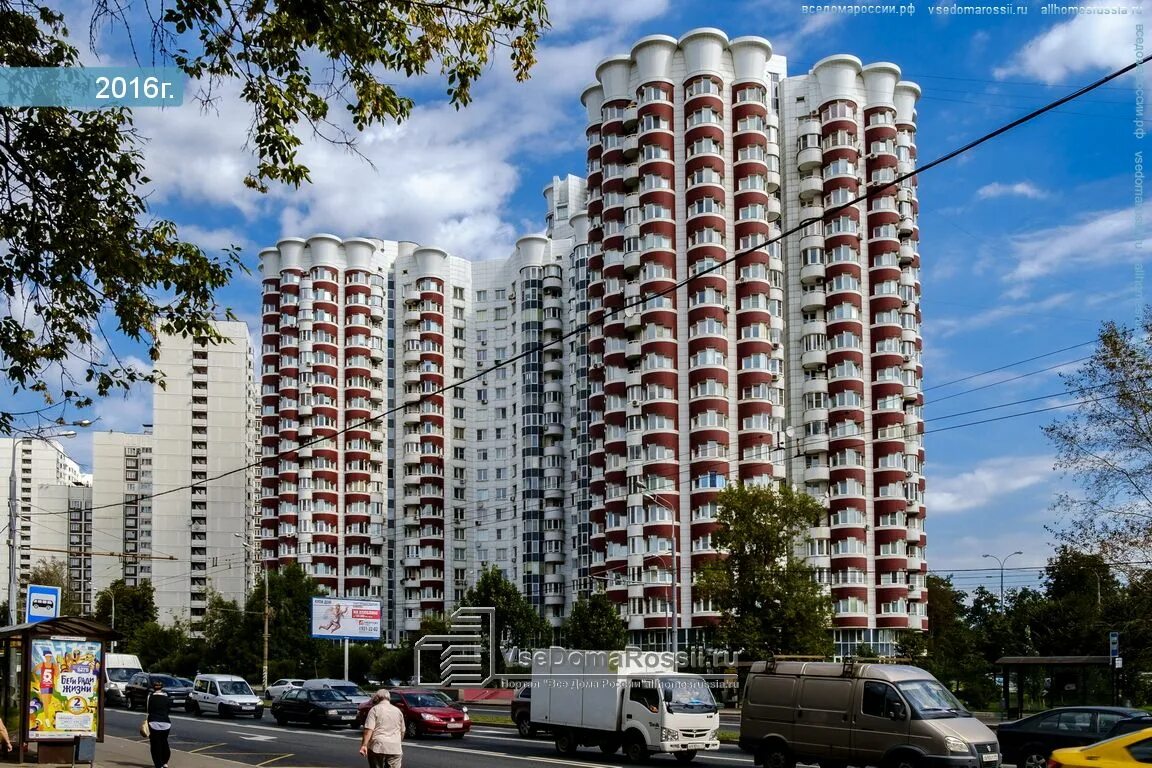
[{"left": 356, "top": 690, "right": 470, "bottom": 739}]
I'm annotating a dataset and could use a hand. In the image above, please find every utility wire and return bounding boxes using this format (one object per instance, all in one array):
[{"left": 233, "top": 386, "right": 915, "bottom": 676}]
[
  {"left": 42, "top": 54, "right": 1152, "bottom": 521},
  {"left": 924, "top": 341, "right": 1096, "bottom": 392},
  {"left": 929, "top": 355, "right": 1093, "bottom": 404}
]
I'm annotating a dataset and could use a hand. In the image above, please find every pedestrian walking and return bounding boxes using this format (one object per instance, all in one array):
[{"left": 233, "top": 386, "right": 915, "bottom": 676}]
[
  {"left": 145, "top": 679, "right": 172, "bottom": 768},
  {"left": 359, "top": 690, "right": 404, "bottom": 768}
]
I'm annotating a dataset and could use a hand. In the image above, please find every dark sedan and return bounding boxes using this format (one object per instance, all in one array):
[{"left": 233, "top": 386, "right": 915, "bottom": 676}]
[
  {"left": 996, "top": 706, "right": 1144, "bottom": 768},
  {"left": 271, "top": 688, "right": 359, "bottom": 728},
  {"left": 124, "top": 673, "right": 193, "bottom": 711}
]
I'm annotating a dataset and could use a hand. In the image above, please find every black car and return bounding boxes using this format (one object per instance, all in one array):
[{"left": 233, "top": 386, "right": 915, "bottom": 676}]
[
  {"left": 271, "top": 688, "right": 359, "bottom": 728},
  {"left": 996, "top": 706, "right": 1144, "bottom": 768},
  {"left": 124, "top": 673, "right": 193, "bottom": 711},
  {"left": 1104, "top": 713, "right": 1152, "bottom": 739}
]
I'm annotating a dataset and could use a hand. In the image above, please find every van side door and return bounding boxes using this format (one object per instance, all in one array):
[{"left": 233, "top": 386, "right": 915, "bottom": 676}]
[
  {"left": 852, "top": 680, "right": 910, "bottom": 766},
  {"left": 741, "top": 674, "right": 796, "bottom": 753},
  {"left": 795, "top": 676, "right": 854, "bottom": 763}
]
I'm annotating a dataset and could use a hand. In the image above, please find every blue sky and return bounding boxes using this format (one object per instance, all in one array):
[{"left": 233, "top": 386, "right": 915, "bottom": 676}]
[{"left": 11, "top": 0, "right": 1147, "bottom": 598}]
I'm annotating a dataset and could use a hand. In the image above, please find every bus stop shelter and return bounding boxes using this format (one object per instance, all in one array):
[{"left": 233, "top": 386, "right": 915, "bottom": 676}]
[
  {"left": 0, "top": 617, "right": 120, "bottom": 763},
  {"left": 996, "top": 655, "right": 1116, "bottom": 718}
]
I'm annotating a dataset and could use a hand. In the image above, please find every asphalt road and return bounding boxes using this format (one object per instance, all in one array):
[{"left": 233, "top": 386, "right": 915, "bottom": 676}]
[{"left": 103, "top": 707, "right": 756, "bottom": 768}]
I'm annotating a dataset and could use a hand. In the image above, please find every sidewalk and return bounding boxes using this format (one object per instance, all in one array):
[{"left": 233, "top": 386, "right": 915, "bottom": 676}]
[{"left": 23, "top": 736, "right": 245, "bottom": 768}]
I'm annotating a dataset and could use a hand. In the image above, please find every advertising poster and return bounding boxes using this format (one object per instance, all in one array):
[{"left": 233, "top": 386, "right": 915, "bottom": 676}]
[
  {"left": 310, "top": 597, "right": 381, "bottom": 640},
  {"left": 27, "top": 637, "right": 102, "bottom": 740}
]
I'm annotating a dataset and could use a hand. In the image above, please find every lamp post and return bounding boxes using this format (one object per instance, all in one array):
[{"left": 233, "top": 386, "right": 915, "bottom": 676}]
[
  {"left": 642, "top": 492, "right": 678, "bottom": 663},
  {"left": 982, "top": 550, "right": 1023, "bottom": 610},
  {"left": 7, "top": 423, "right": 91, "bottom": 626},
  {"left": 236, "top": 534, "right": 269, "bottom": 691}
]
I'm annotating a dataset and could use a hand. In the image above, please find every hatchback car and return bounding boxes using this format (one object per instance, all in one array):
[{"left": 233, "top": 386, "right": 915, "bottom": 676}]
[
  {"left": 356, "top": 689, "right": 467, "bottom": 727},
  {"left": 996, "top": 706, "right": 1144, "bottom": 768},
  {"left": 271, "top": 688, "right": 359, "bottom": 728},
  {"left": 188, "top": 673, "right": 265, "bottom": 718},
  {"left": 265, "top": 678, "right": 305, "bottom": 701},
  {"left": 1048, "top": 727, "right": 1152, "bottom": 768},
  {"left": 124, "top": 673, "right": 193, "bottom": 711},
  {"left": 511, "top": 686, "right": 543, "bottom": 737},
  {"left": 379, "top": 690, "right": 469, "bottom": 738}
]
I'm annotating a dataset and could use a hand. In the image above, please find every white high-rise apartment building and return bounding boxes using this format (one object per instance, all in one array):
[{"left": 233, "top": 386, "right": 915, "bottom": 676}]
[
  {"left": 575, "top": 30, "right": 925, "bottom": 657},
  {"left": 88, "top": 321, "right": 258, "bottom": 623}
]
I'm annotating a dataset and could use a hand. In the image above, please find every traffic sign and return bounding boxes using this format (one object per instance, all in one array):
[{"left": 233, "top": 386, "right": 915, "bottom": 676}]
[
  {"left": 1109, "top": 630, "right": 1120, "bottom": 658},
  {"left": 25, "top": 584, "right": 60, "bottom": 623}
]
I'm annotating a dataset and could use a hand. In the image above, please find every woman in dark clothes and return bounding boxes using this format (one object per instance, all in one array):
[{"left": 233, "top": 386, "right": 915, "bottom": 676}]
[{"left": 146, "top": 679, "right": 172, "bottom": 768}]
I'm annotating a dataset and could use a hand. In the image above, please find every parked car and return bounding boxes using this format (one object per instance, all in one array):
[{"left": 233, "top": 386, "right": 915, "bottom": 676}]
[
  {"left": 996, "top": 706, "right": 1144, "bottom": 768},
  {"left": 1105, "top": 713, "right": 1152, "bottom": 739},
  {"left": 265, "top": 678, "right": 305, "bottom": 701},
  {"left": 187, "top": 673, "right": 265, "bottom": 719},
  {"left": 124, "top": 673, "right": 193, "bottom": 711},
  {"left": 271, "top": 688, "right": 359, "bottom": 728},
  {"left": 356, "top": 689, "right": 466, "bottom": 727},
  {"left": 511, "top": 686, "right": 544, "bottom": 737},
  {"left": 302, "top": 678, "right": 370, "bottom": 705},
  {"left": 1048, "top": 726, "right": 1152, "bottom": 768},
  {"left": 376, "top": 689, "right": 469, "bottom": 738}
]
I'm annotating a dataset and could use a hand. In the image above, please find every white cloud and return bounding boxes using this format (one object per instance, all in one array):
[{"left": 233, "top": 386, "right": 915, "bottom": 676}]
[
  {"left": 547, "top": 0, "right": 669, "bottom": 31},
  {"left": 994, "top": 3, "right": 1143, "bottom": 82},
  {"left": 976, "top": 181, "right": 1047, "bottom": 200},
  {"left": 926, "top": 455, "right": 1055, "bottom": 515},
  {"left": 1002, "top": 208, "right": 1140, "bottom": 283}
]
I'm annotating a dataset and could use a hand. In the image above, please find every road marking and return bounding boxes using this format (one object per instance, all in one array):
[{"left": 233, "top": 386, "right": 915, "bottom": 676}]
[
  {"left": 189, "top": 743, "right": 227, "bottom": 753},
  {"left": 229, "top": 731, "right": 278, "bottom": 742},
  {"left": 256, "top": 753, "right": 295, "bottom": 766}
]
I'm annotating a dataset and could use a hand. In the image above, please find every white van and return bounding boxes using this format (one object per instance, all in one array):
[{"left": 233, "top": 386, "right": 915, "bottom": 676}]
[
  {"left": 104, "top": 653, "right": 144, "bottom": 707},
  {"left": 188, "top": 674, "right": 264, "bottom": 718}
]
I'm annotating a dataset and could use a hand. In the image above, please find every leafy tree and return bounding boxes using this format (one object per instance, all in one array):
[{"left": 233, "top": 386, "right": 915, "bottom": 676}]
[
  {"left": 199, "top": 591, "right": 257, "bottom": 675},
  {"left": 1, "top": 0, "right": 548, "bottom": 429},
  {"left": 260, "top": 564, "right": 325, "bottom": 678},
  {"left": 130, "top": 620, "right": 191, "bottom": 670},
  {"left": 94, "top": 579, "right": 157, "bottom": 650},
  {"left": 459, "top": 565, "right": 551, "bottom": 673},
  {"left": 25, "top": 557, "right": 81, "bottom": 616},
  {"left": 1044, "top": 311, "right": 1152, "bottom": 566},
  {"left": 696, "top": 482, "right": 833, "bottom": 660},
  {"left": 561, "top": 592, "right": 627, "bottom": 651}
]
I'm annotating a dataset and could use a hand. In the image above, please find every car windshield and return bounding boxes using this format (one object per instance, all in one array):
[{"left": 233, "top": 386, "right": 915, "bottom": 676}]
[
  {"left": 333, "top": 685, "right": 361, "bottom": 696},
  {"left": 312, "top": 690, "right": 350, "bottom": 702},
  {"left": 108, "top": 669, "right": 137, "bottom": 682},
  {"left": 218, "top": 681, "right": 253, "bottom": 696},
  {"left": 404, "top": 694, "right": 449, "bottom": 708},
  {"left": 897, "top": 680, "right": 970, "bottom": 718},
  {"left": 152, "top": 676, "right": 180, "bottom": 687},
  {"left": 659, "top": 677, "right": 718, "bottom": 713}
]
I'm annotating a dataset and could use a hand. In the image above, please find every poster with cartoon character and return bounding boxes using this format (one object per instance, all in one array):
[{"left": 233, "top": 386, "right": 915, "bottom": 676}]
[{"left": 27, "top": 638, "right": 101, "bottom": 740}]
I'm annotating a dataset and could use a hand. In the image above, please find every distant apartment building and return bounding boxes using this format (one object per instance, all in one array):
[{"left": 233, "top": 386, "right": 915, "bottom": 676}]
[
  {"left": 573, "top": 29, "right": 925, "bottom": 657},
  {"left": 87, "top": 321, "right": 258, "bottom": 623}
]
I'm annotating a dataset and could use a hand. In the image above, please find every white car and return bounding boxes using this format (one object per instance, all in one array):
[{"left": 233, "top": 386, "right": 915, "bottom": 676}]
[
  {"left": 188, "top": 673, "right": 264, "bottom": 718},
  {"left": 265, "top": 678, "right": 305, "bottom": 701}
]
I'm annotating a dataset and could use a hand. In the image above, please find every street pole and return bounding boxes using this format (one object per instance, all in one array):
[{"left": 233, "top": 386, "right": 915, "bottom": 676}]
[
  {"left": 262, "top": 565, "right": 269, "bottom": 692},
  {"left": 982, "top": 551, "right": 1023, "bottom": 610}
]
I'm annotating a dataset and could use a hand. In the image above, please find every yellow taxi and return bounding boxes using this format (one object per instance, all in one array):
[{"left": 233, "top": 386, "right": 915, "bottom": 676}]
[{"left": 1048, "top": 727, "right": 1152, "bottom": 768}]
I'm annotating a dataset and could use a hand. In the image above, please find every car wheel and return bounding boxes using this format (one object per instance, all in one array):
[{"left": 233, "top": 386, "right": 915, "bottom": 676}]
[
  {"left": 555, "top": 728, "right": 578, "bottom": 755},
  {"left": 253, "top": 710, "right": 263, "bottom": 720},
  {"left": 885, "top": 753, "right": 919, "bottom": 768},
  {"left": 451, "top": 733, "right": 465, "bottom": 740},
  {"left": 623, "top": 734, "right": 648, "bottom": 763},
  {"left": 187, "top": 701, "right": 201, "bottom": 716},
  {"left": 405, "top": 719, "right": 420, "bottom": 739},
  {"left": 759, "top": 744, "right": 796, "bottom": 768},
  {"left": 599, "top": 740, "right": 620, "bottom": 755},
  {"left": 274, "top": 713, "right": 287, "bottom": 726},
  {"left": 516, "top": 713, "right": 535, "bottom": 738},
  {"left": 674, "top": 751, "right": 698, "bottom": 764},
  {"left": 1019, "top": 748, "right": 1047, "bottom": 768},
  {"left": 125, "top": 695, "right": 134, "bottom": 711}
]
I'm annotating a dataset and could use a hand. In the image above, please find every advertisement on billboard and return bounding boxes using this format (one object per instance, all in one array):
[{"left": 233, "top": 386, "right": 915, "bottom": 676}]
[
  {"left": 310, "top": 598, "right": 381, "bottom": 640},
  {"left": 27, "top": 637, "right": 102, "bottom": 740}
]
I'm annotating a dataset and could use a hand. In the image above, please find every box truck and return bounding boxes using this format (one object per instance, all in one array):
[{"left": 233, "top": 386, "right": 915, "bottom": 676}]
[
  {"left": 739, "top": 659, "right": 1000, "bottom": 768},
  {"left": 530, "top": 648, "right": 720, "bottom": 763}
]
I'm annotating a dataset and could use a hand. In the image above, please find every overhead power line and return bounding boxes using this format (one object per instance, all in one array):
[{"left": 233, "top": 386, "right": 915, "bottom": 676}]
[{"left": 51, "top": 53, "right": 1152, "bottom": 520}]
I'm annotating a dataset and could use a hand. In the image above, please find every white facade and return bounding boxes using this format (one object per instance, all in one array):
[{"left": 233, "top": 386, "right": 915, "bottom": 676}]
[{"left": 89, "top": 431, "right": 155, "bottom": 605}]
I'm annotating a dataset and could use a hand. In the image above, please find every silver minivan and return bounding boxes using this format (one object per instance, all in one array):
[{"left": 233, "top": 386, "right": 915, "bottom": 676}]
[{"left": 739, "top": 660, "right": 1000, "bottom": 768}]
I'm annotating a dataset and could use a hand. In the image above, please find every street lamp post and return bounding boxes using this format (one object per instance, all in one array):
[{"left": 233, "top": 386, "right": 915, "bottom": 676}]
[
  {"left": 982, "top": 550, "right": 1023, "bottom": 609},
  {"left": 643, "top": 492, "right": 678, "bottom": 663},
  {"left": 236, "top": 534, "right": 269, "bottom": 691},
  {"left": 7, "top": 423, "right": 90, "bottom": 626}
]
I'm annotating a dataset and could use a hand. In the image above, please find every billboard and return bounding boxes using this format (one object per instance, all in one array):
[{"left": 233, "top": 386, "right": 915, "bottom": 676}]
[
  {"left": 27, "top": 637, "right": 102, "bottom": 740},
  {"left": 310, "top": 598, "right": 381, "bottom": 640}
]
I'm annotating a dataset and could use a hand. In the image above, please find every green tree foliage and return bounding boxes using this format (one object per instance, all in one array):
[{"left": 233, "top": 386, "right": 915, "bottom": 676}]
[
  {"left": 199, "top": 591, "right": 258, "bottom": 674},
  {"left": 460, "top": 565, "right": 551, "bottom": 672},
  {"left": 94, "top": 579, "right": 157, "bottom": 650},
  {"left": 1045, "top": 311, "right": 1152, "bottom": 566},
  {"left": 25, "top": 557, "right": 81, "bottom": 616},
  {"left": 696, "top": 482, "right": 833, "bottom": 659},
  {"left": 561, "top": 592, "right": 627, "bottom": 651},
  {"left": 260, "top": 564, "right": 325, "bottom": 679},
  {"left": 0, "top": 0, "right": 548, "bottom": 428},
  {"left": 374, "top": 614, "right": 450, "bottom": 684},
  {"left": 131, "top": 620, "right": 192, "bottom": 671}
]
